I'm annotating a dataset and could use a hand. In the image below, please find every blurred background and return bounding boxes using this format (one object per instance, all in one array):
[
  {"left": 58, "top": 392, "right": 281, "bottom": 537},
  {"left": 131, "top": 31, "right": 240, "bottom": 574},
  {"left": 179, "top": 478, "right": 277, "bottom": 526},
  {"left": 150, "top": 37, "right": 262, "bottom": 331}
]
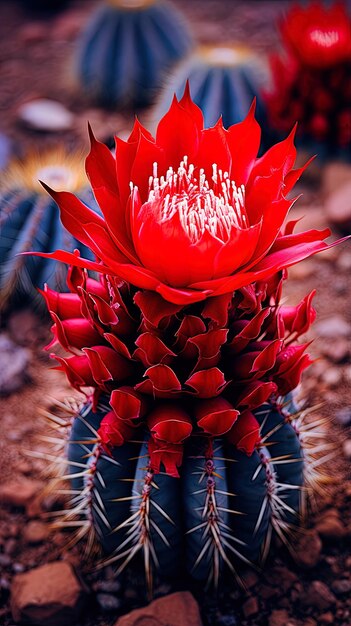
[{"left": 0, "top": 1, "right": 351, "bottom": 626}]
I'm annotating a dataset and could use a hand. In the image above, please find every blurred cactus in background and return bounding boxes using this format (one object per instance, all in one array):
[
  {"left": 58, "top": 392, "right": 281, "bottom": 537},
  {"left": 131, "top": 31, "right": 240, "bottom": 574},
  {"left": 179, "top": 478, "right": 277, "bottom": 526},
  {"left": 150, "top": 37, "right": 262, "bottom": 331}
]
[
  {"left": 265, "top": 0, "right": 351, "bottom": 158},
  {"left": 153, "top": 44, "right": 267, "bottom": 129},
  {"left": 74, "top": 0, "right": 194, "bottom": 109},
  {"left": 0, "top": 149, "right": 99, "bottom": 311}
]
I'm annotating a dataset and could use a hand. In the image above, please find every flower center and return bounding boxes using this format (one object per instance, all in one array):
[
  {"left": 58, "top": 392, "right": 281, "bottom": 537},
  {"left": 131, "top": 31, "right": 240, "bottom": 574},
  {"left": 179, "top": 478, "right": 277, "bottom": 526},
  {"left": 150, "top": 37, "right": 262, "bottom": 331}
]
[
  {"left": 147, "top": 158, "right": 247, "bottom": 244},
  {"left": 309, "top": 28, "right": 340, "bottom": 49}
]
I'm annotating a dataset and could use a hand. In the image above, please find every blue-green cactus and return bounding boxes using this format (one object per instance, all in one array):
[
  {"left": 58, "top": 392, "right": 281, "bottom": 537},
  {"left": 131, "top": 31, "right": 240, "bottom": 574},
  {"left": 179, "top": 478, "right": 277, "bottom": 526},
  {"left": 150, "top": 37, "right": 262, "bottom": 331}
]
[
  {"left": 0, "top": 151, "right": 98, "bottom": 310},
  {"left": 75, "top": 0, "right": 194, "bottom": 109},
  {"left": 50, "top": 396, "right": 327, "bottom": 589},
  {"left": 153, "top": 45, "right": 268, "bottom": 129}
]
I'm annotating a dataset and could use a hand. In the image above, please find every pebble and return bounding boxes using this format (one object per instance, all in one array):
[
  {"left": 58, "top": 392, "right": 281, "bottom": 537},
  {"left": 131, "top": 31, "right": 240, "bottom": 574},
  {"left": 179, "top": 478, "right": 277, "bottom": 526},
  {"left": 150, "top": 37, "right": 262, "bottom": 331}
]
[
  {"left": 0, "top": 334, "right": 31, "bottom": 395},
  {"left": 114, "top": 592, "right": 203, "bottom": 626},
  {"left": 17, "top": 98, "right": 74, "bottom": 132},
  {"left": 242, "top": 596, "right": 259, "bottom": 618},
  {"left": 316, "top": 510, "right": 345, "bottom": 540},
  {"left": 319, "top": 338, "right": 350, "bottom": 363},
  {"left": 295, "top": 530, "right": 322, "bottom": 569},
  {"left": 0, "top": 479, "right": 43, "bottom": 508},
  {"left": 319, "top": 612, "right": 334, "bottom": 624},
  {"left": 337, "top": 250, "right": 351, "bottom": 271},
  {"left": 10, "top": 561, "right": 85, "bottom": 625},
  {"left": 343, "top": 439, "right": 351, "bottom": 459},
  {"left": 321, "top": 367, "right": 342, "bottom": 387},
  {"left": 96, "top": 593, "right": 121, "bottom": 612},
  {"left": 325, "top": 180, "right": 351, "bottom": 235},
  {"left": 315, "top": 316, "right": 351, "bottom": 338},
  {"left": 0, "top": 554, "right": 12, "bottom": 567},
  {"left": 335, "top": 407, "right": 351, "bottom": 427},
  {"left": 23, "top": 521, "right": 49, "bottom": 544},
  {"left": 300, "top": 581, "right": 337, "bottom": 611},
  {"left": 331, "top": 579, "right": 351, "bottom": 595},
  {"left": 269, "top": 609, "right": 290, "bottom": 626}
]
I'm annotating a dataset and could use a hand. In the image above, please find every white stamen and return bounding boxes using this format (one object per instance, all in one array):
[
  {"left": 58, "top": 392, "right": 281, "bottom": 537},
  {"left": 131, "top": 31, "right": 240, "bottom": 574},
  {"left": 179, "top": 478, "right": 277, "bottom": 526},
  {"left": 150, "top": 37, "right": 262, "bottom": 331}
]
[{"left": 147, "top": 156, "right": 248, "bottom": 244}]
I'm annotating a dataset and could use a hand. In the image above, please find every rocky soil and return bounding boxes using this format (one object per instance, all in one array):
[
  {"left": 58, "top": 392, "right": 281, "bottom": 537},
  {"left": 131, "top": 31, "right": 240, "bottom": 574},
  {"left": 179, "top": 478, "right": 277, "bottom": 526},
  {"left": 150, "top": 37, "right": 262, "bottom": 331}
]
[{"left": 0, "top": 1, "right": 351, "bottom": 626}]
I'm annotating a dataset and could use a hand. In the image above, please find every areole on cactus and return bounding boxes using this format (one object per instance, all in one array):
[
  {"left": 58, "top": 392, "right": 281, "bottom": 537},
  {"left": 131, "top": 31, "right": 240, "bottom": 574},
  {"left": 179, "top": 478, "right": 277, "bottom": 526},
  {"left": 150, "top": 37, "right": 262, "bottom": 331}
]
[{"left": 36, "top": 87, "right": 344, "bottom": 588}]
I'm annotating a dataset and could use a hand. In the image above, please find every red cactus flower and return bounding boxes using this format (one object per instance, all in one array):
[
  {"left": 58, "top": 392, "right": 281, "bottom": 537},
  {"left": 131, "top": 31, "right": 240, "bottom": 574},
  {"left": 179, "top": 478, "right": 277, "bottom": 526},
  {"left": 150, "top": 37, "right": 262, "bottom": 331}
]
[
  {"left": 280, "top": 1, "right": 351, "bottom": 68},
  {"left": 195, "top": 397, "right": 239, "bottom": 436},
  {"left": 99, "top": 411, "right": 135, "bottom": 450},
  {"left": 33, "top": 85, "right": 338, "bottom": 305},
  {"left": 227, "top": 410, "right": 261, "bottom": 455}
]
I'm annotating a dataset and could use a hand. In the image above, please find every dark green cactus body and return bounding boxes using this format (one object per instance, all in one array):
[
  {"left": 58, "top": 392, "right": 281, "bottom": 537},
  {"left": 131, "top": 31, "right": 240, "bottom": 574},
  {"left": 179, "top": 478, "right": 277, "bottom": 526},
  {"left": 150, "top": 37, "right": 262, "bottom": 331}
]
[
  {"left": 64, "top": 398, "right": 308, "bottom": 585},
  {"left": 75, "top": 0, "right": 193, "bottom": 108},
  {"left": 0, "top": 187, "right": 98, "bottom": 309}
]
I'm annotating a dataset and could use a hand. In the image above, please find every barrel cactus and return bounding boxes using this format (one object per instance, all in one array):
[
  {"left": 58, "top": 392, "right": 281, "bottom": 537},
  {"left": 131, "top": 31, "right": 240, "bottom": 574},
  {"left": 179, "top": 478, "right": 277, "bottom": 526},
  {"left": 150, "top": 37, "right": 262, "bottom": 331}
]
[
  {"left": 265, "top": 0, "right": 351, "bottom": 158},
  {"left": 36, "top": 89, "right": 342, "bottom": 587},
  {"left": 74, "top": 0, "right": 193, "bottom": 108},
  {"left": 0, "top": 149, "right": 98, "bottom": 310},
  {"left": 154, "top": 44, "right": 267, "bottom": 129}
]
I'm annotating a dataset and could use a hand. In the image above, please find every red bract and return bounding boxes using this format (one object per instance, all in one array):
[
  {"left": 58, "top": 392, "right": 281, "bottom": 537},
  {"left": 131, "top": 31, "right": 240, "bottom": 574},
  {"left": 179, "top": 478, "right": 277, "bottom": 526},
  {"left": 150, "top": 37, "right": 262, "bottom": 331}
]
[
  {"left": 281, "top": 1, "right": 351, "bottom": 68},
  {"left": 33, "top": 86, "right": 337, "bottom": 305}
]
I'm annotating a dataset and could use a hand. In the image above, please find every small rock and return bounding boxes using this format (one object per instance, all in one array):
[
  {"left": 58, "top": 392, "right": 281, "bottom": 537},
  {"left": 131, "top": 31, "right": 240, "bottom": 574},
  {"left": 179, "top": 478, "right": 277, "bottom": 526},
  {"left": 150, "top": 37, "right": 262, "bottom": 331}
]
[
  {"left": 11, "top": 561, "right": 85, "bottom": 626},
  {"left": 320, "top": 338, "right": 350, "bottom": 363},
  {"left": 315, "top": 316, "right": 351, "bottom": 338},
  {"left": 0, "top": 554, "right": 12, "bottom": 568},
  {"left": 335, "top": 407, "right": 351, "bottom": 426},
  {"left": 23, "top": 521, "right": 49, "bottom": 544},
  {"left": 331, "top": 579, "right": 351, "bottom": 595},
  {"left": 17, "top": 99, "right": 74, "bottom": 132},
  {"left": 295, "top": 530, "right": 322, "bottom": 568},
  {"left": 337, "top": 250, "right": 351, "bottom": 271},
  {"left": 0, "top": 479, "right": 43, "bottom": 508},
  {"left": 242, "top": 570, "right": 259, "bottom": 589},
  {"left": 325, "top": 180, "right": 351, "bottom": 234},
  {"left": 316, "top": 511, "right": 345, "bottom": 540},
  {"left": 300, "top": 581, "right": 337, "bottom": 610},
  {"left": 321, "top": 367, "right": 342, "bottom": 387},
  {"left": 242, "top": 596, "right": 259, "bottom": 618},
  {"left": 96, "top": 593, "right": 121, "bottom": 612},
  {"left": 0, "top": 335, "right": 31, "bottom": 395},
  {"left": 343, "top": 440, "right": 351, "bottom": 459},
  {"left": 269, "top": 609, "right": 290, "bottom": 626},
  {"left": 319, "top": 612, "right": 334, "bottom": 624},
  {"left": 114, "top": 592, "right": 203, "bottom": 626}
]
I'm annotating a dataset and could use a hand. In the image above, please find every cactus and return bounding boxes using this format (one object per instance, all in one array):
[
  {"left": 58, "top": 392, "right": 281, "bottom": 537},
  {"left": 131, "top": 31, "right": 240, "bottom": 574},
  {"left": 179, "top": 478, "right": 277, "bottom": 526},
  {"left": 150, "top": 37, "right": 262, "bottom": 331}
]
[
  {"left": 41, "top": 263, "right": 328, "bottom": 588},
  {"left": 265, "top": 1, "right": 351, "bottom": 158},
  {"left": 153, "top": 44, "right": 267, "bottom": 129},
  {"left": 0, "top": 149, "right": 99, "bottom": 310},
  {"left": 46, "top": 376, "right": 329, "bottom": 589},
  {"left": 74, "top": 0, "right": 193, "bottom": 108},
  {"left": 34, "top": 92, "right": 341, "bottom": 589}
]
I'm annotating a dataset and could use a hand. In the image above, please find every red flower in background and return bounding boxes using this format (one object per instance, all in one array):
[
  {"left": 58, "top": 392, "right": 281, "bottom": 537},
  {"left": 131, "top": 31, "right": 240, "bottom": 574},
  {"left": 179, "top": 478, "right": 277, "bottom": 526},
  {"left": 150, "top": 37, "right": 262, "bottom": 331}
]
[
  {"left": 35, "top": 85, "right": 336, "bottom": 305},
  {"left": 265, "top": 1, "right": 351, "bottom": 148},
  {"left": 281, "top": 1, "right": 351, "bottom": 68}
]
